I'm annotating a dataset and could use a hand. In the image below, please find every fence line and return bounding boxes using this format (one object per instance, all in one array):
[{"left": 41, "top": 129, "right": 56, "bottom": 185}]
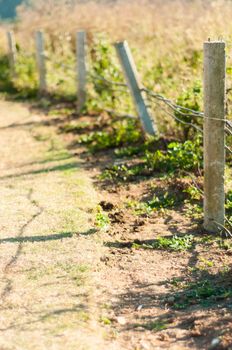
[{"left": 5, "top": 30, "right": 232, "bottom": 234}]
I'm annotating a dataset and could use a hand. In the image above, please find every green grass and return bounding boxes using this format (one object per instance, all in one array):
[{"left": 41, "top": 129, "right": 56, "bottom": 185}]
[{"left": 132, "top": 234, "right": 194, "bottom": 251}]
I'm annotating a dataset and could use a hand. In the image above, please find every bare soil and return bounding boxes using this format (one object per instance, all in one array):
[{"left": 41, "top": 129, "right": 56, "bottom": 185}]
[{"left": 0, "top": 99, "right": 232, "bottom": 350}]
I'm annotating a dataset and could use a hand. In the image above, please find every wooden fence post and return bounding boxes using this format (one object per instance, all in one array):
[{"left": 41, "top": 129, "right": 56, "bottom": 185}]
[
  {"left": 35, "top": 31, "right": 47, "bottom": 94},
  {"left": 7, "top": 31, "right": 17, "bottom": 78},
  {"left": 76, "top": 31, "right": 87, "bottom": 114},
  {"left": 203, "top": 41, "right": 226, "bottom": 233},
  {"left": 115, "top": 41, "right": 157, "bottom": 136}
]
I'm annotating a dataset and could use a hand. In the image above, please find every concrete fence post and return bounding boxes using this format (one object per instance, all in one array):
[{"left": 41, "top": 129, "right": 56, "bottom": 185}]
[
  {"left": 7, "top": 31, "right": 17, "bottom": 78},
  {"left": 114, "top": 41, "right": 157, "bottom": 136},
  {"left": 76, "top": 31, "right": 87, "bottom": 114},
  {"left": 203, "top": 41, "right": 226, "bottom": 233},
  {"left": 35, "top": 31, "right": 47, "bottom": 94}
]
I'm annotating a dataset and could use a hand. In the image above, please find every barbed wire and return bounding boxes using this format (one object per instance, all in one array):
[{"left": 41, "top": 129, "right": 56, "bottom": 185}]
[
  {"left": 226, "top": 120, "right": 232, "bottom": 129},
  {"left": 225, "top": 127, "right": 232, "bottom": 136},
  {"left": 104, "top": 109, "right": 136, "bottom": 119},
  {"left": 147, "top": 95, "right": 203, "bottom": 133},
  {"left": 213, "top": 220, "right": 232, "bottom": 236},
  {"left": 89, "top": 72, "right": 128, "bottom": 88},
  {"left": 142, "top": 88, "right": 204, "bottom": 118},
  {"left": 14, "top": 50, "right": 232, "bottom": 161},
  {"left": 143, "top": 87, "right": 232, "bottom": 126},
  {"left": 225, "top": 145, "right": 232, "bottom": 155},
  {"left": 91, "top": 81, "right": 129, "bottom": 94}
]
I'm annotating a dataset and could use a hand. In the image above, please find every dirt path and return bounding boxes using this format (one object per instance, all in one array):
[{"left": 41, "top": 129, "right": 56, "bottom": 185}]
[
  {"left": 0, "top": 99, "right": 231, "bottom": 350},
  {"left": 0, "top": 99, "right": 120, "bottom": 350}
]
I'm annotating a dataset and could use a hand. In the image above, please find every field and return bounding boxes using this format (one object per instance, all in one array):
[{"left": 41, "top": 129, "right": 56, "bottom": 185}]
[{"left": 0, "top": 0, "right": 232, "bottom": 349}]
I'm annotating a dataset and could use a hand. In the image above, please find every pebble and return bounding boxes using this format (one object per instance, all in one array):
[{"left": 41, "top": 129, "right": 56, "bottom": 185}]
[
  {"left": 210, "top": 338, "right": 220, "bottom": 348},
  {"left": 116, "top": 316, "right": 126, "bottom": 325}
]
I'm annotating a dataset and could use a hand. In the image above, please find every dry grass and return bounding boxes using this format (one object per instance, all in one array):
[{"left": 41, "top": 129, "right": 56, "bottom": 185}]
[
  {"left": 13, "top": 0, "right": 232, "bottom": 49},
  {"left": 1, "top": 0, "right": 232, "bottom": 96}
]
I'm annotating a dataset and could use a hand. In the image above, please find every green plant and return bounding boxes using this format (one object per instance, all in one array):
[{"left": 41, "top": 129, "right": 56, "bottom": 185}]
[
  {"left": 184, "top": 202, "right": 203, "bottom": 219},
  {"left": 173, "top": 280, "right": 232, "bottom": 309},
  {"left": 95, "top": 205, "right": 110, "bottom": 230},
  {"left": 184, "top": 184, "right": 202, "bottom": 200},
  {"left": 87, "top": 34, "right": 133, "bottom": 114},
  {"left": 143, "top": 320, "right": 167, "bottom": 331},
  {"left": 0, "top": 54, "right": 14, "bottom": 93},
  {"left": 226, "top": 190, "right": 232, "bottom": 216},
  {"left": 14, "top": 49, "right": 38, "bottom": 97},
  {"left": 101, "top": 139, "right": 203, "bottom": 183},
  {"left": 79, "top": 118, "right": 142, "bottom": 152},
  {"left": 174, "top": 81, "right": 203, "bottom": 140},
  {"left": 114, "top": 138, "right": 157, "bottom": 158},
  {"left": 132, "top": 234, "right": 194, "bottom": 251},
  {"left": 100, "top": 164, "right": 143, "bottom": 181},
  {"left": 99, "top": 316, "right": 111, "bottom": 325},
  {"left": 126, "top": 191, "right": 177, "bottom": 215},
  {"left": 145, "top": 139, "right": 203, "bottom": 173}
]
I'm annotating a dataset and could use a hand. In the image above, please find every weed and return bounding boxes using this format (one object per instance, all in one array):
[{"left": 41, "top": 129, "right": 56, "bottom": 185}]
[
  {"left": 218, "top": 239, "right": 232, "bottom": 251},
  {"left": 143, "top": 320, "right": 167, "bottom": 331},
  {"left": 174, "top": 81, "right": 203, "bottom": 140},
  {"left": 79, "top": 118, "right": 142, "bottom": 152},
  {"left": 100, "top": 316, "right": 111, "bottom": 325},
  {"left": 184, "top": 202, "right": 203, "bottom": 219},
  {"left": 225, "top": 191, "right": 232, "bottom": 223},
  {"left": 197, "top": 257, "right": 214, "bottom": 270},
  {"left": 184, "top": 185, "right": 202, "bottom": 201},
  {"left": 145, "top": 139, "right": 203, "bottom": 173},
  {"left": 87, "top": 34, "right": 133, "bottom": 114},
  {"left": 101, "top": 139, "right": 203, "bottom": 182},
  {"left": 95, "top": 205, "right": 110, "bottom": 230},
  {"left": 114, "top": 145, "right": 144, "bottom": 158},
  {"left": 100, "top": 163, "right": 144, "bottom": 182},
  {"left": 172, "top": 279, "right": 232, "bottom": 309},
  {"left": 132, "top": 234, "right": 194, "bottom": 251},
  {"left": 126, "top": 191, "right": 177, "bottom": 215}
]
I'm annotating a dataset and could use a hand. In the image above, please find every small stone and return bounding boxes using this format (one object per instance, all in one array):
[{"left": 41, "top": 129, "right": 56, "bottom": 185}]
[
  {"left": 210, "top": 338, "right": 220, "bottom": 348},
  {"left": 100, "top": 255, "right": 109, "bottom": 262},
  {"left": 116, "top": 316, "right": 126, "bottom": 325},
  {"left": 140, "top": 341, "right": 150, "bottom": 350},
  {"left": 137, "top": 304, "right": 143, "bottom": 311}
]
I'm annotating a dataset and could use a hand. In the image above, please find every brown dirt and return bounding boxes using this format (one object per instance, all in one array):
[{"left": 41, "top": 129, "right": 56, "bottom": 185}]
[{"left": 0, "top": 99, "right": 232, "bottom": 350}]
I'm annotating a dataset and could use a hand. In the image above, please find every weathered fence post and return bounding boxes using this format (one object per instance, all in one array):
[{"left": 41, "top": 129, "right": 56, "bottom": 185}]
[
  {"left": 203, "top": 41, "right": 226, "bottom": 233},
  {"left": 35, "top": 31, "right": 47, "bottom": 94},
  {"left": 76, "top": 31, "right": 87, "bottom": 114},
  {"left": 7, "top": 31, "right": 17, "bottom": 78},
  {"left": 115, "top": 41, "right": 157, "bottom": 136}
]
